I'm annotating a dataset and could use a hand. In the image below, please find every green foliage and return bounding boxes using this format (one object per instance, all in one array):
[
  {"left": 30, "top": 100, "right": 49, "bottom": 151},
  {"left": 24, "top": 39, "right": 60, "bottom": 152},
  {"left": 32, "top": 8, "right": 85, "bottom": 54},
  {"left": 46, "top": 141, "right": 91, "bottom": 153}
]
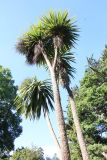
[
  {"left": 0, "top": 66, "right": 22, "bottom": 156},
  {"left": 16, "top": 11, "right": 78, "bottom": 66},
  {"left": 66, "top": 46, "right": 107, "bottom": 160},
  {"left": 16, "top": 24, "right": 47, "bottom": 65},
  {"left": 41, "top": 11, "right": 78, "bottom": 49},
  {"left": 11, "top": 147, "right": 45, "bottom": 160},
  {"left": 0, "top": 66, "right": 16, "bottom": 102},
  {"left": 15, "top": 77, "right": 54, "bottom": 120},
  {"left": 56, "top": 52, "right": 75, "bottom": 86}
]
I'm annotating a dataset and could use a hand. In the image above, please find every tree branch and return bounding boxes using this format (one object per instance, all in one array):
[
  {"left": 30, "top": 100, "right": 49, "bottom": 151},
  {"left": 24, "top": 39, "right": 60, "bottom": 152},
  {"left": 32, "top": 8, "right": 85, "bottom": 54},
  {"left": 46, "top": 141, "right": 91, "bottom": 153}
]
[
  {"left": 53, "top": 47, "right": 58, "bottom": 70},
  {"left": 46, "top": 112, "right": 61, "bottom": 149},
  {"left": 42, "top": 51, "right": 53, "bottom": 72}
]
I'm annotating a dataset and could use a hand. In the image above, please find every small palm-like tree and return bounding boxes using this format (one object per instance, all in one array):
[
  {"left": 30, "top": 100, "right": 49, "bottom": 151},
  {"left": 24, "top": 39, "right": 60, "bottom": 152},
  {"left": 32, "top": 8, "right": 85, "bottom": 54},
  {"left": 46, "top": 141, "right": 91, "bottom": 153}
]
[
  {"left": 16, "top": 11, "right": 78, "bottom": 160},
  {"left": 15, "top": 77, "right": 61, "bottom": 157},
  {"left": 56, "top": 52, "right": 89, "bottom": 160}
]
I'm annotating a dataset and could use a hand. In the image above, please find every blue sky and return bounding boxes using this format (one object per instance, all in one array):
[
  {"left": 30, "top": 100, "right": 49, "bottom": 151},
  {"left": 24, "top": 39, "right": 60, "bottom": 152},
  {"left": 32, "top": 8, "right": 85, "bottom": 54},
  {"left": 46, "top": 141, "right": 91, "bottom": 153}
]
[{"left": 0, "top": 0, "right": 107, "bottom": 157}]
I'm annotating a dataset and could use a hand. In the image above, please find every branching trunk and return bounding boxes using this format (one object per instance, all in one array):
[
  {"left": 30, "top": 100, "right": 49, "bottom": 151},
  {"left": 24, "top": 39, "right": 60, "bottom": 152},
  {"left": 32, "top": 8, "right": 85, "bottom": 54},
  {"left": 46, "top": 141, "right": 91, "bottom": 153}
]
[
  {"left": 42, "top": 51, "right": 71, "bottom": 160},
  {"left": 45, "top": 112, "right": 61, "bottom": 159},
  {"left": 66, "top": 84, "right": 89, "bottom": 160},
  {"left": 53, "top": 47, "right": 58, "bottom": 69}
]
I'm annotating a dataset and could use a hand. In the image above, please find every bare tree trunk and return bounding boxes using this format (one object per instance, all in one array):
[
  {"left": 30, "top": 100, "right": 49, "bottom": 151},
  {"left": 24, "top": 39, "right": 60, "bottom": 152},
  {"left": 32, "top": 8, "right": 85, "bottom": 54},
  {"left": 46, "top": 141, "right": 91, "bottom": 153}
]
[
  {"left": 42, "top": 51, "right": 71, "bottom": 160},
  {"left": 102, "top": 152, "right": 107, "bottom": 159},
  {"left": 66, "top": 85, "right": 89, "bottom": 160},
  {"left": 45, "top": 112, "right": 61, "bottom": 159}
]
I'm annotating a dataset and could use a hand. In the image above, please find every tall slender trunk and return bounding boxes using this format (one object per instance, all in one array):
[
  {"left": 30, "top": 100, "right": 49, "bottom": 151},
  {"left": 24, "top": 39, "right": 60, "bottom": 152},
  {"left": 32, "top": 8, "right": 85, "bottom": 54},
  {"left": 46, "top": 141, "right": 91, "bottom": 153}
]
[
  {"left": 45, "top": 112, "right": 61, "bottom": 159},
  {"left": 50, "top": 70, "right": 71, "bottom": 160},
  {"left": 65, "top": 84, "right": 89, "bottom": 160},
  {"left": 42, "top": 51, "right": 71, "bottom": 160}
]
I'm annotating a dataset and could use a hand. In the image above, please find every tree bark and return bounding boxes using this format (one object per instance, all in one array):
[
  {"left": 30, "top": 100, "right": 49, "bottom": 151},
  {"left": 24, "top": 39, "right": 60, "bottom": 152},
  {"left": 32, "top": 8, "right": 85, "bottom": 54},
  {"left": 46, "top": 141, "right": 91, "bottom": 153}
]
[
  {"left": 102, "top": 152, "right": 107, "bottom": 159},
  {"left": 50, "top": 70, "right": 71, "bottom": 160},
  {"left": 45, "top": 112, "right": 61, "bottom": 159},
  {"left": 53, "top": 47, "right": 58, "bottom": 69},
  {"left": 66, "top": 85, "right": 89, "bottom": 160},
  {"left": 42, "top": 51, "right": 71, "bottom": 160}
]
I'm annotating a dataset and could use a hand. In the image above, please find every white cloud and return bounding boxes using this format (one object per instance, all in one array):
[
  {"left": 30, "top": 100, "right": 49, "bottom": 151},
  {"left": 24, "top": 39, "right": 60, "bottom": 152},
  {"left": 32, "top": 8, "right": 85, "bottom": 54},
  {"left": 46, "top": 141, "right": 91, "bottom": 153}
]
[{"left": 43, "top": 145, "right": 57, "bottom": 158}]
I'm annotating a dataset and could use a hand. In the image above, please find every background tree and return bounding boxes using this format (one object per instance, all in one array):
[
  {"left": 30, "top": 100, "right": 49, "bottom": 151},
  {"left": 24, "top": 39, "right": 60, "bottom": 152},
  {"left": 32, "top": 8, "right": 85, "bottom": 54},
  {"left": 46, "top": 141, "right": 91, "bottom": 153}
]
[
  {"left": 0, "top": 65, "right": 22, "bottom": 157},
  {"left": 52, "top": 154, "right": 60, "bottom": 160},
  {"left": 11, "top": 147, "right": 45, "bottom": 160},
  {"left": 66, "top": 46, "right": 107, "bottom": 160}
]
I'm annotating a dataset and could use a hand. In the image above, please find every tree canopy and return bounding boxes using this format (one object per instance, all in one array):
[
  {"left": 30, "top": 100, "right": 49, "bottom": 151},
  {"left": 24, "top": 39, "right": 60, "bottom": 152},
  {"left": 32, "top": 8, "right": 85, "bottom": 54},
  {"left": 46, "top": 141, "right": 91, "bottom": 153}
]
[
  {"left": 0, "top": 65, "right": 22, "bottom": 157},
  {"left": 11, "top": 147, "right": 44, "bottom": 160},
  {"left": 66, "top": 46, "right": 107, "bottom": 160},
  {"left": 15, "top": 77, "right": 54, "bottom": 120}
]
